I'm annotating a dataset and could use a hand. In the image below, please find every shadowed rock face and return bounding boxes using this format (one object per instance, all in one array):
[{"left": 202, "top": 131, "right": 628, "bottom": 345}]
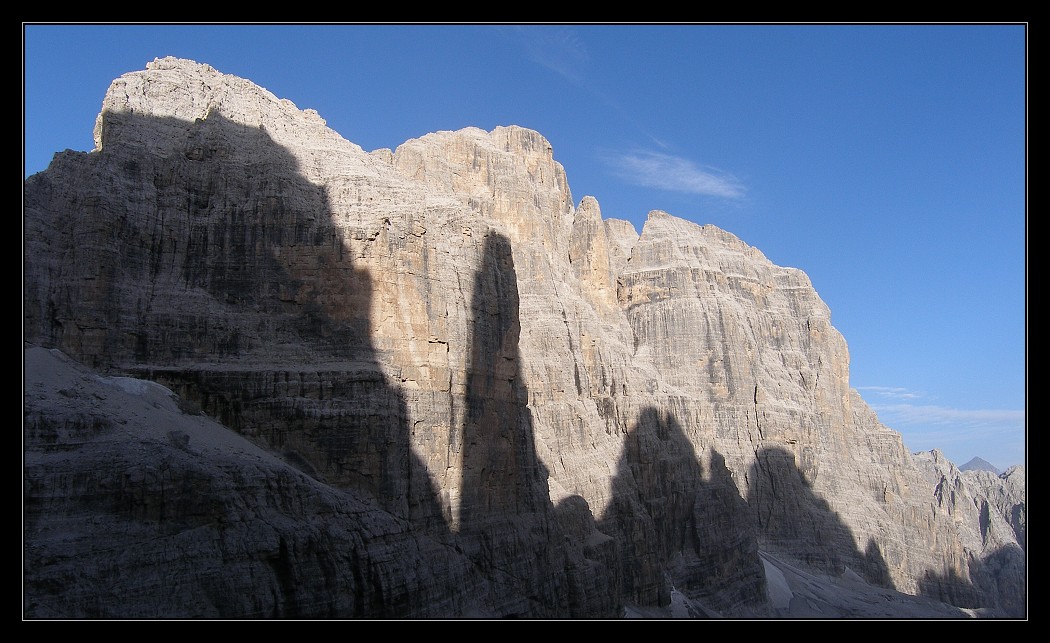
[
  {"left": 22, "top": 345, "right": 487, "bottom": 619},
  {"left": 23, "top": 57, "right": 1024, "bottom": 619},
  {"left": 910, "top": 451, "right": 1027, "bottom": 617},
  {"left": 597, "top": 409, "right": 768, "bottom": 614},
  {"left": 746, "top": 446, "right": 894, "bottom": 587}
]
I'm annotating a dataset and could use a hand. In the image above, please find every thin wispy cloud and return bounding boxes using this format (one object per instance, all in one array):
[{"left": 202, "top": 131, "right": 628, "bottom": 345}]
[
  {"left": 870, "top": 403, "right": 1025, "bottom": 428},
  {"left": 497, "top": 27, "right": 696, "bottom": 155},
  {"left": 858, "top": 385, "right": 1025, "bottom": 467},
  {"left": 856, "top": 386, "right": 923, "bottom": 401},
  {"left": 499, "top": 25, "right": 589, "bottom": 83},
  {"left": 872, "top": 403, "right": 1025, "bottom": 462},
  {"left": 859, "top": 386, "right": 1023, "bottom": 428},
  {"left": 603, "top": 150, "right": 745, "bottom": 199}
]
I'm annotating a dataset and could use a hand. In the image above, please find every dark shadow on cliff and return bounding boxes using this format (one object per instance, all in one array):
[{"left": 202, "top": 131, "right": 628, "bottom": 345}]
[
  {"left": 23, "top": 110, "right": 453, "bottom": 613},
  {"left": 458, "top": 234, "right": 544, "bottom": 527},
  {"left": 916, "top": 544, "right": 1027, "bottom": 618},
  {"left": 745, "top": 446, "right": 894, "bottom": 590},
  {"left": 908, "top": 467, "right": 1026, "bottom": 616},
  {"left": 595, "top": 407, "right": 767, "bottom": 614},
  {"left": 456, "top": 231, "right": 619, "bottom": 618}
]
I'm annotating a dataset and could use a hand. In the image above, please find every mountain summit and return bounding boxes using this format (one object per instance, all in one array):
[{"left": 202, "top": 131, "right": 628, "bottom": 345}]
[
  {"left": 960, "top": 457, "right": 1002, "bottom": 475},
  {"left": 22, "top": 57, "right": 1026, "bottom": 619}
]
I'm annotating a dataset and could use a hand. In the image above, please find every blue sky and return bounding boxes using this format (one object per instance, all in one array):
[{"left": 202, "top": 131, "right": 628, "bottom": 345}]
[{"left": 22, "top": 23, "right": 1027, "bottom": 472}]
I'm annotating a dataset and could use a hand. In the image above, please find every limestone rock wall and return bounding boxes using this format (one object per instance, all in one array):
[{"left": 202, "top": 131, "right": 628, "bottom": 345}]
[
  {"left": 23, "top": 345, "right": 489, "bottom": 619},
  {"left": 909, "top": 450, "right": 1027, "bottom": 616},
  {"left": 23, "top": 57, "right": 1024, "bottom": 618}
]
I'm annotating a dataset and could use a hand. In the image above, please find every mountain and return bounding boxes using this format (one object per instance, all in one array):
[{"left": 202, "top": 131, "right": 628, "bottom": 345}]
[
  {"left": 22, "top": 57, "right": 1026, "bottom": 619},
  {"left": 960, "top": 457, "right": 1001, "bottom": 475}
]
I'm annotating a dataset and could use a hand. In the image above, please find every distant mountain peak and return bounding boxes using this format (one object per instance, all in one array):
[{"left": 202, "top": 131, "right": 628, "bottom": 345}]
[{"left": 959, "top": 456, "right": 1000, "bottom": 475}]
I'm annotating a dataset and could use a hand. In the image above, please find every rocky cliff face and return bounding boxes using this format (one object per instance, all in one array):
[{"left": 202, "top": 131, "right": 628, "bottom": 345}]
[
  {"left": 911, "top": 450, "right": 1027, "bottom": 616},
  {"left": 22, "top": 57, "right": 1026, "bottom": 618}
]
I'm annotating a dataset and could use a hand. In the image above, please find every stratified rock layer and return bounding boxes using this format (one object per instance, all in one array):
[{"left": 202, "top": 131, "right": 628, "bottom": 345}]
[
  {"left": 23, "top": 345, "right": 490, "bottom": 619},
  {"left": 23, "top": 57, "right": 1025, "bottom": 618}
]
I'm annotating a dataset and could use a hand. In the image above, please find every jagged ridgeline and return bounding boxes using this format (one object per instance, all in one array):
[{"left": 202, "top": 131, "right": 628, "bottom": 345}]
[{"left": 22, "top": 57, "right": 1026, "bottom": 619}]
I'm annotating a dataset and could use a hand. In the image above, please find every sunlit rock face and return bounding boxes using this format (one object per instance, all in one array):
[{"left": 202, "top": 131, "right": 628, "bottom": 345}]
[{"left": 23, "top": 57, "right": 1024, "bottom": 619}]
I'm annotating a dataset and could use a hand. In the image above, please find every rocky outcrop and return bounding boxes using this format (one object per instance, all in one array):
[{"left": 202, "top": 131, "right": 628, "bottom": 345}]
[
  {"left": 22, "top": 57, "right": 1025, "bottom": 618},
  {"left": 23, "top": 345, "right": 491, "bottom": 619},
  {"left": 912, "top": 450, "right": 1027, "bottom": 616}
]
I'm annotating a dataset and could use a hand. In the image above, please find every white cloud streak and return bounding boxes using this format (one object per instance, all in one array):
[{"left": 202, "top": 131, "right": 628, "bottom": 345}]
[
  {"left": 858, "top": 386, "right": 1023, "bottom": 428},
  {"left": 869, "top": 403, "right": 1025, "bottom": 428},
  {"left": 500, "top": 25, "right": 590, "bottom": 83},
  {"left": 866, "top": 401, "right": 1024, "bottom": 461},
  {"left": 604, "top": 150, "right": 745, "bottom": 199},
  {"left": 855, "top": 386, "right": 923, "bottom": 400},
  {"left": 501, "top": 27, "right": 739, "bottom": 188},
  {"left": 857, "top": 385, "right": 1026, "bottom": 468}
]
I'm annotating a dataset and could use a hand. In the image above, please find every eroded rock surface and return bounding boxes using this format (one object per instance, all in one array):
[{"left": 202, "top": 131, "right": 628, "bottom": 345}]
[{"left": 23, "top": 57, "right": 1025, "bottom": 619}]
